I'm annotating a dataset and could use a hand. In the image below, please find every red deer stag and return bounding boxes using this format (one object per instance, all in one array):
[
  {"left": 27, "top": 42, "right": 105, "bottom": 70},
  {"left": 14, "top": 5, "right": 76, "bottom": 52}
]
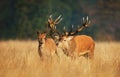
[
  {"left": 47, "top": 15, "right": 63, "bottom": 44},
  {"left": 37, "top": 31, "right": 58, "bottom": 60},
  {"left": 58, "top": 16, "right": 95, "bottom": 59}
]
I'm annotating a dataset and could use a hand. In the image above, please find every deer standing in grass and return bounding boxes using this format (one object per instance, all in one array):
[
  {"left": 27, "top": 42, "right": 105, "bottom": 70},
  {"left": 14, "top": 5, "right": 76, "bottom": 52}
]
[
  {"left": 57, "top": 16, "right": 95, "bottom": 59},
  {"left": 37, "top": 15, "right": 62, "bottom": 60},
  {"left": 37, "top": 32, "right": 58, "bottom": 60}
]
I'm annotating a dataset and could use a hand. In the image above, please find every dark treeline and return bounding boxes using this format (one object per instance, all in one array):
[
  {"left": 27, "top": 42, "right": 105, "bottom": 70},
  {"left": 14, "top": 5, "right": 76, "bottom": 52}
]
[{"left": 0, "top": 0, "right": 120, "bottom": 41}]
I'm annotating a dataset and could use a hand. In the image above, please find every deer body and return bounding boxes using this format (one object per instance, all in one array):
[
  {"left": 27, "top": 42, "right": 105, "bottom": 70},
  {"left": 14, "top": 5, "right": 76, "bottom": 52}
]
[
  {"left": 41, "top": 38, "right": 57, "bottom": 56},
  {"left": 58, "top": 35, "right": 95, "bottom": 59},
  {"left": 37, "top": 32, "right": 58, "bottom": 60}
]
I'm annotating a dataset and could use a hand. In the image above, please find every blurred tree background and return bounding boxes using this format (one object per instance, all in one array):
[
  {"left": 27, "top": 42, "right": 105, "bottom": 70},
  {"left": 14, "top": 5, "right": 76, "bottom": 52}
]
[{"left": 0, "top": 0, "right": 120, "bottom": 41}]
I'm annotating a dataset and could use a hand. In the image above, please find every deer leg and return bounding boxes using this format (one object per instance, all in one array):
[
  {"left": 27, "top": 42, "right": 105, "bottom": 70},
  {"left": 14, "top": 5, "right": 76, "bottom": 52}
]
[
  {"left": 55, "top": 50, "right": 60, "bottom": 62},
  {"left": 88, "top": 51, "right": 94, "bottom": 59},
  {"left": 38, "top": 45, "right": 42, "bottom": 57},
  {"left": 55, "top": 50, "right": 59, "bottom": 57}
]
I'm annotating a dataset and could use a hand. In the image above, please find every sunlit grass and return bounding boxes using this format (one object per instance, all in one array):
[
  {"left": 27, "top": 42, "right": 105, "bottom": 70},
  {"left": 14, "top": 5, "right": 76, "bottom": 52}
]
[{"left": 0, "top": 40, "right": 120, "bottom": 77}]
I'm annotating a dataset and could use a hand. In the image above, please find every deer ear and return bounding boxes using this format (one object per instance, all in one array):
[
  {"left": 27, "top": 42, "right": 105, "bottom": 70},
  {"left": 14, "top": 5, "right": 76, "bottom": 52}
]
[
  {"left": 44, "top": 33, "right": 46, "bottom": 38},
  {"left": 37, "top": 31, "right": 40, "bottom": 36},
  {"left": 43, "top": 32, "right": 46, "bottom": 38}
]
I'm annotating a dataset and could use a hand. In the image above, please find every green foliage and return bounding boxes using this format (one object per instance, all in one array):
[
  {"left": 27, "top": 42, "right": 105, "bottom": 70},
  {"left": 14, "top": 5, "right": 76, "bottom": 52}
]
[{"left": 0, "top": 0, "right": 120, "bottom": 41}]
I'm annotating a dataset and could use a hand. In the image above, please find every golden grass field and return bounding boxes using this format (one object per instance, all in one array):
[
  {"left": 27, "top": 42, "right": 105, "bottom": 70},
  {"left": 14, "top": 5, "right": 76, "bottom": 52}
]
[{"left": 0, "top": 40, "right": 120, "bottom": 77}]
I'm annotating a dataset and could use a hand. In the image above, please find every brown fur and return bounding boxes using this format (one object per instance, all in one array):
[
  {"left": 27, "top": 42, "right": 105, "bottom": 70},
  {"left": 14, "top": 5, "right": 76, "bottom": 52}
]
[
  {"left": 58, "top": 35, "right": 95, "bottom": 59},
  {"left": 37, "top": 32, "right": 57, "bottom": 60}
]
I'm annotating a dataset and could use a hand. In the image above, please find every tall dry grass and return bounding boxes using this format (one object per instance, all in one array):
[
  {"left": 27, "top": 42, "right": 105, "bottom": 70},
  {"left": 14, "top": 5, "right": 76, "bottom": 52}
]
[{"left": 0, "top": 40, "right": 120, "bottom": 77}]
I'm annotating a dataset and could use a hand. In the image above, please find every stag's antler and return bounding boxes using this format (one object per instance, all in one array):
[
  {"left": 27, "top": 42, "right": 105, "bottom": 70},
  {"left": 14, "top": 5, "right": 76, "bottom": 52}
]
[
  {"left": 67, "top": 16, "right": 91, "bottom": 36},
  {"left": 48, "top": 15, "right": 63, "bottom": 31},
  {"left": 47, "top": 15, "right": 63, "bottom": 45},
  {"left": 77, "top": 16, "right": 91, "bottom": 31}
]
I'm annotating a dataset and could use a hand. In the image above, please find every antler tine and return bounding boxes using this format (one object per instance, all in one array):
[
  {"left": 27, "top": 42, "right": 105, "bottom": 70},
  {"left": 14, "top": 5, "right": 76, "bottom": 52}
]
[
  {"left": 70, "top": 24, "right": 74, "bottom": 31},
  {"left": 48, "top": 15, "right": 53, "bottom": 23},
  {"left": 86, "top": 16, "right": 88, "bottom": 21},
  {"left": 82, "top": 16, "right": 89, "bottom": 27},
  {"left": 56, "top": 17, "right": 63, "bottom": 24},
  {"left": 63, "top": 26, "right": 66, "bottom": 30},
  {"left": 83, "top": 17, "right": 85, "bottom": 23},
  {"left": 49, "top": 14, "right": 51, "bottom": 17},
  {"left": 75, "top": 16, "right": 90, "bottom": 32},
  {"left": 68, "top": 25, "right": 74, "bottom": 35},
  {"left": 88, "top": 20, "right": 91, "bottom": 24},
  {"left": 72, "top": 25, "right": 74, "bottom": 28},
  {"left": 68, "top": 16, "right": 91, "bottom": 36},
  {"left": 63, "top": 26, "right": 66, "bottom": 34},
  {"left": 49, "top": 15, "right": 53, "bottom": 19},
  {"left": 63, "top": 26, "right": 68, "bottom": 36},
  {"left": 54, "top": 15, "right": 63, "bottom": 24},
  {"left": 55, "top": 15, "right": 62, "bottom": 21},
  {"left": 86, "top": 16, "right": 91, "bottom": 23},
  {"left": 62, "top": 26, "right": 65, "bottom": 35},
  {"left": 57, "top": 15, "right": 62, "bottom": 20},
  {"left": 54, "top": 26, "right": 56, "bottom": 29},
  {"left": 69, "top": 25, "right": 76, "bottom": 35}
]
